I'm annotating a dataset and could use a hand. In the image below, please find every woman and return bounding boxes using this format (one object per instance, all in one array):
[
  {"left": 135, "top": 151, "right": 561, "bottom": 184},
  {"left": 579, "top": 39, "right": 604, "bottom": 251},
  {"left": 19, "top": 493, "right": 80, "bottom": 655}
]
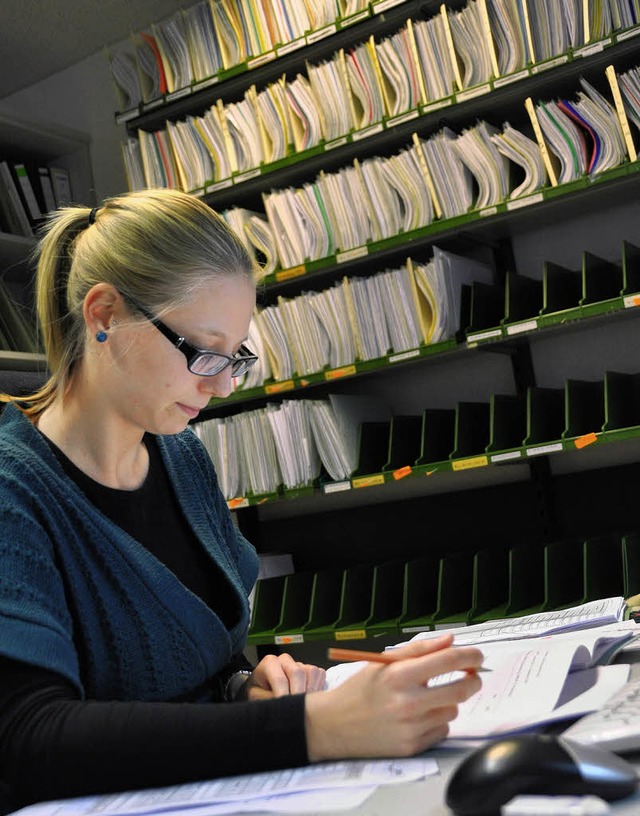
[{"left": 0, "top": 188, "right": 483, "bottom": 810}]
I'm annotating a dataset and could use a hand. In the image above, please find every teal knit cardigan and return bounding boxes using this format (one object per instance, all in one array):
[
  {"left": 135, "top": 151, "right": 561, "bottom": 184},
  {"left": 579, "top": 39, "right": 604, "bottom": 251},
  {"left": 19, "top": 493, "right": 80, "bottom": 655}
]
[{"left": 0, "top": 403, "right": 259, "bottom": 702}]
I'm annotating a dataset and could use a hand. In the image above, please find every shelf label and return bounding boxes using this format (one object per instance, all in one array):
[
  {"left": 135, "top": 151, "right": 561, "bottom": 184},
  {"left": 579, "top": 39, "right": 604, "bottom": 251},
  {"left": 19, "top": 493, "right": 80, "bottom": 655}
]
[
  {"left": 393, "top": 465, "right": 412, "bottom": 480},
  {"left": 143, "top": 98, "right": 163, "bottom": 111},
  {"left": 248, "top": 52, "right": 276, "bottom": 69},
  {"left": 617, "top": 27, "right": 640, "bottom": 40},
  {"left": 207, "top": 178, "right": 233, "bottom": 192},
  {"left": 575, "top": 432, "right": 598, "bottom": 449},
  {"left": 373, "top": 0, "right": 405, "bottom": 10},
  {"left": 526, "top": 443, "right": 563, "bottom": 456},
  {"left": 325, "top": 365, "right": 356, "bottom": 380},
  {"left": 193, "top": 76, "right": 220, "bottom": 90},
  {"left": 624, "top": 294, "right": 640, "bottom": 308},
  {"left": 227, "top": 497, "right": 249, "bottom": 509},
  {"left": 401, "top": 625, "right": 434, "bottom": 634},
  {"left": 234, "top": 167, "right": 261, "bottom": 184},
  {"left": 389, "top": 348, "right": 420, "bottom": 364},
  {"left": 456, "top": 83, "right": 491, "bottom": 102},
  {"left": 352, "top": 123, "right": 384, "bottom": 141},
  {"left": 507, "top": 192, "right": 544, "bottom": 210},
  {"left": 276, "top": 264, "right": 305, "bottom": 281},
  {"left": 116, "top": 108, "right": 138, "bottom": 124},
  {"left": 574, "top": 39, "right": 610, "bottom": 58},
  {"left": 387, "top": 110, "right": 420, "bottom": 128},
  {"left": 352, "top": 474, "right": 385, "bottom": 489},
  {"left": 342, "top": 10, "right": 369, "bottom": 25},
  {"left": 466, "top": 329, "right": 502, "bottom": 344},
  {"left": 275, "top": 634, "right": 304, "bottom": 645},
  {"left": 479, "top": 206, "right": 498, "bottom": 217},
  {"left": 507, "top": 319, "right": 538, "bottom": 335},
  {"left": 166, "top": 86, "right": 192, "bottom": 101},
  {"left": 323, "top": 480, "right": 352, "bottom": 494},
  {"left": 335, "top": 630, "right": 366, "bottom": 640},
  {"left": 451, "top": 455, "right": 488, "bottom": 471},
  {"left": 276, "top": 38, "right": 305, "bottom": 57},
  {"left": 531, "top": 55, "right": 569, "bottom": 74},
  {"left": 423, "top": 97, "right": 453, "bottom": 113},
  {"left": 265, "top": 380, "right": 295, "bottom": 394},
  {"left": 491, "top": 451, "right": 522, "bottom": 463},
  {"left": 326, "top": 136, "right": 348, "bottom": 150},
  {"left": 307, "top": 24, "right": 336, "bottom": 43},
  {"left": 493, "top": 70, "right": 529, "bottom": 88},
  {"left": 337, "top": 246, "right": 368, "bottom": 263}
]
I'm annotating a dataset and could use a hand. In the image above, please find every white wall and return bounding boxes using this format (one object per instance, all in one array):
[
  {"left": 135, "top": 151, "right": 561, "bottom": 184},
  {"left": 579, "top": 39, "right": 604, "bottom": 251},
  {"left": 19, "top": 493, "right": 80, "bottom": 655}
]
[{"left": 0, "top": 50, "right": 130, "bottom": 203}]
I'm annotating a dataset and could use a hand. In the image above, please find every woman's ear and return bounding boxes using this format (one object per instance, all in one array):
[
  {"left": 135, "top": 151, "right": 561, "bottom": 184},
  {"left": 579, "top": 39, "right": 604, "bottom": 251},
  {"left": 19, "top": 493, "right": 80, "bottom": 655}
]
[{"left": 83, "top": 283, "right": 120, "bottom": 338}]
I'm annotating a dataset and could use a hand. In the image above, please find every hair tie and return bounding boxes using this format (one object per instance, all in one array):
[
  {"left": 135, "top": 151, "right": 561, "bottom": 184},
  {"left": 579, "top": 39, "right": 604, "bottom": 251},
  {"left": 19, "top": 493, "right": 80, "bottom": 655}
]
[{"left": 88, "top": 207, "right": 99, "bottom": 225}]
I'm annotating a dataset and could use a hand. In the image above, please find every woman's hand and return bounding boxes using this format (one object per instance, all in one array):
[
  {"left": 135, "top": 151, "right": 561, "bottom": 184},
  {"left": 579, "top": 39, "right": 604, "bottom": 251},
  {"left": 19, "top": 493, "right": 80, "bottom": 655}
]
[
  {"left": 304, "top": 633, "right": 483, "bottom": 761},
  {"left": 239, "top": 653, "right": 327, "bottom": 700}
]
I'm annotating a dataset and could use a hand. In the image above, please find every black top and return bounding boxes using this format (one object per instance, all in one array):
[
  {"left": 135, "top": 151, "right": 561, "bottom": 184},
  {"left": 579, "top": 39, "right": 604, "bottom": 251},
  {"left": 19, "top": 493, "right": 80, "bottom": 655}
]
[{"left": 0, "top": 435, "right": 307, "bottom": 812}]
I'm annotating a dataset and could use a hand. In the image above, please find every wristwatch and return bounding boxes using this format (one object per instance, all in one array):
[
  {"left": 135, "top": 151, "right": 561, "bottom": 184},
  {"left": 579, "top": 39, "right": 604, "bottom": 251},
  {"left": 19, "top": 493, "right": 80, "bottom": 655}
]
[{"left": 224, "top": 669, "right": 252, "bottom": 701}]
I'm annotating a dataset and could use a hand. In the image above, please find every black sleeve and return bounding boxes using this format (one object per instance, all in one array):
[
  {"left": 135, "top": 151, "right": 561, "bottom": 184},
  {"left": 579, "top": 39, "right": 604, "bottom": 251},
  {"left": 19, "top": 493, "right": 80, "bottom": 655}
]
[{"left": 0, "top": 656, "right": 309, "bottom": 812}]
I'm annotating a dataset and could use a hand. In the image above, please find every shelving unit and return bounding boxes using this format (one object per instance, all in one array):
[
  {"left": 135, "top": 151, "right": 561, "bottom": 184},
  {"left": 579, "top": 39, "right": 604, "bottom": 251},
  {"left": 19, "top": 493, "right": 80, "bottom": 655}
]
[
  {"left": 113, "top": 1, "right": 640, "bottom": 651},
  {"left": 0, "top": 113, "right": 95, "bottom": 372}
]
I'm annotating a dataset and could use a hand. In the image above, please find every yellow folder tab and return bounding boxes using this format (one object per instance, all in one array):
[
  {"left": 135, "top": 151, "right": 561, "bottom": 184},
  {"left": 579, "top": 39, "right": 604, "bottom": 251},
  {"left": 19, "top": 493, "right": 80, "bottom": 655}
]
[
  {"left": 406, "top": 18, "right": 428, "bottom": 106},
  {"left": 605, "top": 65, "right": 637, "bottom": 162},
  {"left": 524, "top": 96, "right": 557, "bottom": 187},
  {"left": 520, "top": 0, "right": 536, "bottom": 64},
  {"left": 440, "top": 4, "right": 463, "bottom": 92},
  {"left": 411, "top": 132, "right": 442, "bottom": 219}
]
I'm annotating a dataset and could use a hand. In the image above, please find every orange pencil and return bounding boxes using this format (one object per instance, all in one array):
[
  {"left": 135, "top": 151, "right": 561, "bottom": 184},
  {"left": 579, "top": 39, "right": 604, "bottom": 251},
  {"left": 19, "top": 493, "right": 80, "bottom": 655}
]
[{"left": 327, "top": 647, "right": 491, "bottom": 671}]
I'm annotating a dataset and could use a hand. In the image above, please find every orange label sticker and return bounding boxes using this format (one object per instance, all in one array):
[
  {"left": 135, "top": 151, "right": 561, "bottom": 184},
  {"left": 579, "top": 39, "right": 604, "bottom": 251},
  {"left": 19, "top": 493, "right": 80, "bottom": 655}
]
[
  {"left": 265, "top": 380, "right": 295, "bottom": 394},
  {"left": 325, "top": 365, "right": 357, "bottom": 380},
  {"left": 393, "top": 465, "right": 412, "bottom": 480},
  {"left": 228, "top": 497, "right": 249, "bottom": 509},
  {"left": 575, "top": 432, "right": 598, "bottom": 449},
  {"left": 275, "top": 265, "right": 305, "bottom": 281}
]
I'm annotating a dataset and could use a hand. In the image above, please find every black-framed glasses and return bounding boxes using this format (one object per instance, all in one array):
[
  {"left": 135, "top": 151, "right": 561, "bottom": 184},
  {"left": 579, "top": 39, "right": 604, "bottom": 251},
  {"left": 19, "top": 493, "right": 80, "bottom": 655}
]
[{"left": 131, "top": 301, "right": 258, "bottom": 378}]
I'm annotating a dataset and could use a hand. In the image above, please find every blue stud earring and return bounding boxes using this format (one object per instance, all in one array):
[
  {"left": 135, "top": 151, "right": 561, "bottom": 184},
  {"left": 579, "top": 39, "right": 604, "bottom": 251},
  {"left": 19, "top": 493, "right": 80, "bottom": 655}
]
[{"left": 95, "top": 330, "right": 108, "bottom": 343}]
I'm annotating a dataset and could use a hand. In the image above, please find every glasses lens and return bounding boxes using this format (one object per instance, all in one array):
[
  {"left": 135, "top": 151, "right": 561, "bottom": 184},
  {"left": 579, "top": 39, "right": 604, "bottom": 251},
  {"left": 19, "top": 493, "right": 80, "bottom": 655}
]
[
  {"left": 231, "top": 356, "right": 257, "bottom": 377},
  {"left": 189, "top": 354, "right": 229, "bottom": 377}
]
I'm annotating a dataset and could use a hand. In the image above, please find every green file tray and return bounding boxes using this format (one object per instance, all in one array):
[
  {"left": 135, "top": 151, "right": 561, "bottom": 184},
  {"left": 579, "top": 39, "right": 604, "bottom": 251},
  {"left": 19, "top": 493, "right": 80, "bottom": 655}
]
[
  {"left": 302, "top": 568, "right": 345, "bottom": 641},
  {"left": 247, "top": 575, "right": 286, "bottom": 644},
  {"left": 524, "top": 386, "right": 566, "bottom": 446},
  {"left": 383, "top": 414, "right": 423, "bottom": 471},
  {"left": 458, "top": 284, "right": 473, "bottom": 340},
  {"left": 466, "top": 281, "right": 505, "bottom": 335},
  {"left": 621, "top": 240, "right": 640, "bottom": 295},
  {"left": 486, "top": 392, "right": 527, "bottom": 453},
  {"left": 416, "top": 408, "right": 456, "bottom": 465},
  {"left": 333, "top": 563, "right": 375, "bottom": 639},
  {"left": 580, "top": 251, "right": 623, "bottom": 307},
  {"left": 541, "top": 261, "right": 582, "bottom": 315},
  {"left": 352, "top": 421, "right": 391, "bottom": 477},
  {"left": 562, "top": 378, "right": 605, "bottom": 439},
  {"left": 542, "top": 539, "right": 586, "bottom": 611},
  {"left": 365, "top": 560, "right": 406, "bottom": 637},
  {"left": 622, "top": 532, "right": 640, "bottom": 599},
  {"left": 468, "top": 545, "right": 510, "bottom": 624},
  {"left": 273, "top": 571, "right": 315, "bottom": 641},
  {"left": 398, "top": 555, "right": 440, "bottom": 633},
  {"left": 451, "top": 401, "right": 491, "bottom": 460},
  {"left": 603, "top": 371, "right": 640, "bottom": 431},
  {"left": 502, "top": 272, "right": 543, "bottom": 326},
  {"left": 583, "top": 534, "right": 625, "bottom": 602},
  {"left": 433, "top": 549, "right": 475, "bottom": 627},
  {"left": 505, "top": 542, "right": 546, "bottom": 617}
]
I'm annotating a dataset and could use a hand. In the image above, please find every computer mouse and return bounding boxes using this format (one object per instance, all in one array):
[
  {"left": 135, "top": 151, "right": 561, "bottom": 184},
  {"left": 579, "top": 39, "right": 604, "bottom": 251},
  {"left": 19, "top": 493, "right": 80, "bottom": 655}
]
[{"left": 445, "top": 732, "right": 638, "bottom": 816}]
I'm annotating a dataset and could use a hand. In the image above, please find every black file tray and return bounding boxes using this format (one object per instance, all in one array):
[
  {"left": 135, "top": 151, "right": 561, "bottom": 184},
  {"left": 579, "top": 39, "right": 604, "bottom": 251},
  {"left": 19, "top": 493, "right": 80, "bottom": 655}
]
[
  {"left": 580, "top": 251, "right": 624, "bottom": 307},
  {"left": 302, "top": 568, "right": 344, "bottom": 641},
  {"left": 583, "top": 534, "right": 625, "bottom": 602},
  {"left": 451, "top": 402, "right": 491, "bottom": 459},
  {"left": 433, "top": 549, "right": 475, "bottom": 627},
  {"left": 621, "top": 240, "right": 640, "bottom": 295},
  {"left": 469, "top": 545, "right": 510, "bottom": 623},
  {"left": 603, "top": 371, "right": 640, "bottom": 431},
  {"left": 466, "top": 281, "right": 505, "bottom": 335},
  {"left": 383, "top": 414, "right": 423, "bottom": 471},
  {"left": 247, "top": 575, "right": 286, "bottom": 644},
  {"left": 505, "top": 542, "right": 546, "bottom": 617},
  {"left": 524, "top": 386, "right": 566, "bottom": 446},
  {"left": 398, "top": 555, "right": 440, "bottom": 634},
  {"left": 273, "top": 571, "right": 315, "bottom": 641},
  {"left": 541, "top": 261, "right": 582, "bottom": 315},
  {"left": 416, "top": 408, "right": 456, "bottom": 465},
  {"left": 622, "top": 532, "right": 640, "bottom": 598},
  {"left": 352, "top": 421, "right": 391, "bottom": 476},
  {"left": 502, "top": 272, "right": 543, "bottom": 326},
  {"left": 333, "top": 563, "right": 375, "bottom": 639},
  {"left": 563, "top": 378, "right": 605, "bottom": 439},
  {"left": 366, "top": 560, "right": 406, "bottom": 636},
  {"left": 542, "top": 539, "right": 585, "bottom": 610},
  {"left": 486, "top": 392, "right": 527, "bottom": 452}
]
